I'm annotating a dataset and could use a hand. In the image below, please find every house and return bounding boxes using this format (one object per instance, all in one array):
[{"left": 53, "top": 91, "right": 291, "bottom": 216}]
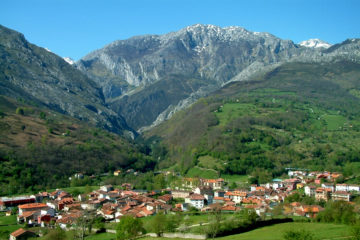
[
  {"left": 57, "top": 210, "right": 83, "bottom": 229},
  {"left": 0, "top": 196, "right": 36, "bottom": 210},
  {"left": 58, "top": 198, "right": 75, "bottom": 210},
  {"left": 100, "top": 185, "right": 114, "bottom": 192},
  {"left": 332, "top": 191, "right": 351, "bottom": 202},
  {"left": 158, "top": 194, "right": 172, "bottom": 204},
  {"left": 10, "top": 228, "right": 37, "bottom": 240},
  {"left": 32, "top": 192, "right": 49, "bottom": 203},
  {"left": 348, "top": 185, "right": 360, "bottom": 193},
  {"left": 335, "top": 184, "right": 349, "bottom": 192},
  {"left": 50, "top": 189, "right": 64, "bottom": 199},
  {"left": 321, "top": 183, "right": 335, "bottom": 192},
  {"left": 214, "top": 190, "right": 225, "bottom": 198},
  {"left": 74, "top": 173, "right": 84, "bottom": 179},
  {"left": 304, "top": 185, "right": 316, "bottom": 197},
  {"left": 171, "top": 190, "right": 191, "bottom": 199},
  {"left": 17, "top": 202, "right": 55, "bottom": 225},
  {"left": 57, "top": 191, "right": 71, "bottom": 201},
  {"left": 187, "top": 194, "right": 205, "bottom": 209},
  {"left": 18, "top": 203, "right": 49, "bottom": 216},
  {"left": 182, "top": 178, "right": 199, "bottom": 189},
  {"left": 315, "top": 188, "right": 330, "bottom": 202},
  {"left": 114, "top": 170, "right": 122, "bottom": 176},
  {"left": 200, "top": 178, "right": 224, "bottom": 190},
  {"left": 229, "top": 191, "right": 247, "bottom": 204},
  {"left": 303, "top": 205, "right": 323, "bottom": 218},
  {"left": 283, "top": 179, "right": 301, "bottom": 191},
  {"left": 213, "top": 197, "right": 225, "bottom": 204},
  {"left": 122, "top": 183, "right": 132, "bottom": 190}
]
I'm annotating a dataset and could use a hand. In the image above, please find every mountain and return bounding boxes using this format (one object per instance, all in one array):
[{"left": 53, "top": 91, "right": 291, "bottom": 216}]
[
  {"left": 0, "top": 25, "right": 133, "bottom": 136},
  {"left": 76, "top": 24, "right": 359, "bottom": 131},
  {"left": 299, "top": 38, "right": 332, "bottom": 48},
  {"left": 63, "top": 57, "right": 75, "bottom": 65},
  {"left": 145, "top": 60, "right": 360, "bottom": 179}
]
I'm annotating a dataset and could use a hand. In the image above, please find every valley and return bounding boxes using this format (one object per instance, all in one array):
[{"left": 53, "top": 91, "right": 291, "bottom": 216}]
[{"left": 0, "top": 22, "right": 360, "bottom": 240}]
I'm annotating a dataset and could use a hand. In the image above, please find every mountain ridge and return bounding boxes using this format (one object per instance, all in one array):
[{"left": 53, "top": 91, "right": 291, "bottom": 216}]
[
  {"left": 0, "top": 24, "right": 134, "bottom": 136},
  {"left": 76, "top": 24, "right": 360, "bottom": 131}
]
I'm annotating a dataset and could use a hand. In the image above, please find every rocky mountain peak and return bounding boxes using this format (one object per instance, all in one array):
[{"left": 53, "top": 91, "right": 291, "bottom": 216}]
[{"left": 299, "top": 38, "right": 332, "bottom": 49}]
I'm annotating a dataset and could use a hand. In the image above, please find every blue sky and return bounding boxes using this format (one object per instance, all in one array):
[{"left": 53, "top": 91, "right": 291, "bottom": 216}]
[{"left": 1, "top": 0, "right": 360, "bottom": 60}]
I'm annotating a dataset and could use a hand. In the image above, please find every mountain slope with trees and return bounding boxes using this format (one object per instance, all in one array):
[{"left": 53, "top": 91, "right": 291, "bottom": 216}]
[
  {"left": 0, "top": 96, "right": 155, "bottom": 196},
  {"left": 145, "top": 60, "right": 360, "bottom": 181},
  {"left": 0, "top": 24, "right": 132, "bottom": 135}
]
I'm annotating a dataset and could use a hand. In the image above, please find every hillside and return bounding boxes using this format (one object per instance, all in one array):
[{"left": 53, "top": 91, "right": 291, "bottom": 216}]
[
  {"left": 145, "top": 60, "right": 360, "bottom": 180},
  {"left": 0, "top": 25, "right": 132, "bottom": 135},
  {"left": 77, "top": 24, "right": 360, "bottom": 131},
  {"left": 0, "top": 96, "right": 154, "bottom": 196}
]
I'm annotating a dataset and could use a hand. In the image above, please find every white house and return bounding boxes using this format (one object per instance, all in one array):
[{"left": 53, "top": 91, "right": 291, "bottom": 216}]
[
  {"left": 304, "top": 185, "right": 316, "bottom": 197},
  {"left": 188, "top": 194, "right": 205, "bottom": 209},
  {"left": 349, "top": 185, "right": 360, "bottom": 192},
  {"left": 335, "top": 184, "right": 349, "bottom": 192},
  {"left": 321, "top": 183, "right": 335, "bottom": 192}
]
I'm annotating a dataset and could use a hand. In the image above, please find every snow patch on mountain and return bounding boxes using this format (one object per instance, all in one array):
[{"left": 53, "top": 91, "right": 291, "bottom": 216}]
[
  {"left": 299, "top": 39, "right": 332, "bottom": 49},
  {"left": 63, "top": 57, "right": 75, "bottom": 65}
]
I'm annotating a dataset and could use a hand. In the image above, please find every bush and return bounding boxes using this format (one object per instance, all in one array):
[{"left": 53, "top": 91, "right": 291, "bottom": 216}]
[
  {"left": 16, "top": 107, "right": 24, "bottom": 115},
  {"left": 283, "top": 229, "right": 315, "bottom": 240},
  {"left": 116, "top": 215, "right": 144, "bottom": 240}
]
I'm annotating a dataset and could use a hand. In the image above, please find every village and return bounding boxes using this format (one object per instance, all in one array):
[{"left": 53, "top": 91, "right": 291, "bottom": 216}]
[{"left": 1, "top": 169, "right": 360, "bottom": 239}]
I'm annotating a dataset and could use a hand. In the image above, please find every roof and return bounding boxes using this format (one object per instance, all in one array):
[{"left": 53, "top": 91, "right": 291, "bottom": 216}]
[
  {"left": 190, "top": 194, "right": 205, "bottom": 200},
  {"left": 19, "top": 203, "right": 48, "bottom": 209},
  {"left": 21, "top": 211, "right": 37, "bottom": 218},
  {"left": 10, "top": 228, "right": 29, "bottom": 237},
  {"left": 333, "top": 191, "right": 351, "bottom": 195}
]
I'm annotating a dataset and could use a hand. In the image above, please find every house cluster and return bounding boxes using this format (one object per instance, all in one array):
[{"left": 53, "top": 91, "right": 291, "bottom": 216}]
[
  {"left": 173, "top": 178, "right": 290, "bottom": 216},
  {"left": 3, "top": 169, "right": 360, "bottom": 239},
  {"left": 286, "top": 170, "right": 359, "bottom": 202},
  {"left": 172, "top": 171, "right": 359, "bottom": 218},
  {"left": 5, "top": 185, "right": 175, "bottom": 229}
]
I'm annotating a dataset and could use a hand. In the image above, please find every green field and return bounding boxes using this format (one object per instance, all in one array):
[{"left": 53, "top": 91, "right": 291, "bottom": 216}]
[
  {"left": 0, "top": 215, "right": 16, "bottom": 225},
  {"left": 198, "top": 155, "right": 224, "bottom": 170},
  {"left": 217, "top": 222, "right": 351, "bottom": 240},
  {"left": 321, "top": 114, "right": 348, "bottom": 131},
  {"left": 140, "top": 222, "right": 351, "bottom": 240},
  {"left": 221, "top": 174, "right": 248, "bottom": 184},
  {"left": 186, "top": 166, "right": 219, "bottom": 179},
  {"left": 85, "top": 232, "right": 116, "bottom": 240},
  {"left": 0, "top": 215, "right": 24, "bottom": 240}
]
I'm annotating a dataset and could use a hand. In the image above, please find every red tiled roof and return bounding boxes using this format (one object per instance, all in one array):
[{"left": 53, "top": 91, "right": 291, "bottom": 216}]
[
  {"left": 333, "top": 191, "right": 350, "bottom": 195},
  {"left": 214, "top": 197, "right": 224, "bottom": 200},
  {"left": 222, "top": 205, "right": 236, "bottom": 211},
  {"left": 21, "top": 211, "right": 37, "bottom": 218},
  {"left": 19, "top": 203, "right": 48, "bottom": 209},
  {"left": 190, "top": 194, "right": 205, "bottom": 200},
  {"left": 11, "top": 228, "right": 27, "bottom": 237}
]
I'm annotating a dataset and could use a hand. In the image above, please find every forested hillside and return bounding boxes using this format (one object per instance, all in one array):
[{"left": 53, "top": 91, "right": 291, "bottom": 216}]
[
  {"left": 0, "top": 96, "right": 154, "bottom": 195},
  {"left": 146, "top": 60, "right": 360, "bottom": 182}
]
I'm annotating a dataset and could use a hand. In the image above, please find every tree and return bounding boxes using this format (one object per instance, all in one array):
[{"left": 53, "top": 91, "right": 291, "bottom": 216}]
[
  {"left": 15, "top": 107, "right": 24, "bottom": 115},
  {"left": 116, "top": 215, "right": 144, "bottom": 240},
  {"left": 283, "top": 229, "right": 315, "bottom": 240},
  {"left": 242, "top": 208, "right": 258, "bottom": 225},
  {"left": 206, "top": 205, "right": 223, "bottom": 239},
  {"left": 229, "top": 182, "right": 238, "bottom": 190},
  {"left": 351, "top": 222, "right": 360, "bottom": 240},
  {"left": 149, "top": 212, "right": 167, "bottom": 237},
  {"left": 316, "top": 200, "right": 356, "bottom": 224},
  {"left": 44, "top": 226, "right": 67, "bottom": 240}
]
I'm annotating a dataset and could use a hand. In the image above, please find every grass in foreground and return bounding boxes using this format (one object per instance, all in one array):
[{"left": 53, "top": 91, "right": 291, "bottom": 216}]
[
  {"left": 140, "top": 222, "right": 351, "bottom": 240},
  {"left": 217, "top": 222, "right": 351, "bottom": 240},
  {"left": 85, "top": 232, "right": 116, "bottom": 240}
]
